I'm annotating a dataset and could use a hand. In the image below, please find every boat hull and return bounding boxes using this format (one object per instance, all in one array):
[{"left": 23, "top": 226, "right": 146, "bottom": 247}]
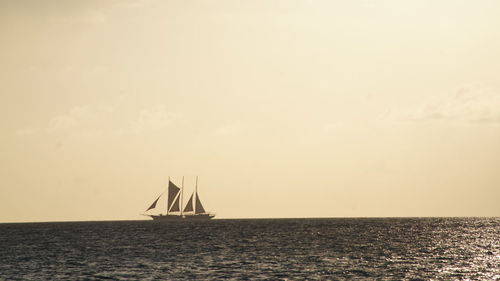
[
  {"left": 150, "top": 215, "right": 185, "bottom": 221},
  {"left": 184, "top": 214, "right": 215, "bottom": 220},
  {"left": 149, "top": 214, "right": 215, "bottom": 221}
]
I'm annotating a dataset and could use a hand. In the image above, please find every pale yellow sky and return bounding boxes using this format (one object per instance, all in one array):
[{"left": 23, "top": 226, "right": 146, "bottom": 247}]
[{"left": 1, "top": 0, "right": 499, "bottom": 222}]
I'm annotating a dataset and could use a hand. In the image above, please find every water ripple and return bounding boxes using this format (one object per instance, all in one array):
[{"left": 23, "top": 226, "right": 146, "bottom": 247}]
[{"left": 0, "top": 218, "right": 498, "bottom": 280}]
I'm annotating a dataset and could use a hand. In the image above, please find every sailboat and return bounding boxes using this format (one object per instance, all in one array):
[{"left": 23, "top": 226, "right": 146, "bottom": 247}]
[{"left": 143, "top": 177, "right": 215, "bottom": 221}]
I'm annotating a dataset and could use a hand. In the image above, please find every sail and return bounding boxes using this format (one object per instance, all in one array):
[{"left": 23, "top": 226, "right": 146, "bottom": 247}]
[
  {"left": 167, "top": 181, "right": 181, "bottom": 211},
  {"left": 195, "top": 192, "right": 206, "bottom": 214},
  {"left": 169, "top": 194, "right": 180, "bottom": 212},
  {"left": 146, "top": 194, "right": 162, "bottom": 211},
  {"left": 183, "top": 193, "right": 194, "bottom": 212}
]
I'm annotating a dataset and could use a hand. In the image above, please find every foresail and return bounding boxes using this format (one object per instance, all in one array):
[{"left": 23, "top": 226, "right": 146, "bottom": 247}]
[
  {"left": 167, "top": 181, "right": 181, "bottom": 211},
  {"left": 183, "top": 193, "right": 194, "bottom": 212},
  {"left": 146, "top": 194, "right": 162, "bottom": 211},
  {"left": 195, "top": 192, "right": 206, "bottom": 214}
]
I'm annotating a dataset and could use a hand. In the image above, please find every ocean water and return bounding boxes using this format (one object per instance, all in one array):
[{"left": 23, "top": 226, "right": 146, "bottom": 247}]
[{"left": 0, "top": 218, "right": 498, "bottom": 280}]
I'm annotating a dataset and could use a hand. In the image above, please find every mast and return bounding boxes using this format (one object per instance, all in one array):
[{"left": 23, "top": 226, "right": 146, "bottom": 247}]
[
  {"left": 195, "top": 176, "right": 198, "bottom": 213},
  {"left": 194, "top": 176, "right": 206, "bottom": 214},
  {"left": 180, "top": 176, "right": 184, "bottom": 217},
  {"left": 167, "top": 176, "right": 170, "bottom": 215}
]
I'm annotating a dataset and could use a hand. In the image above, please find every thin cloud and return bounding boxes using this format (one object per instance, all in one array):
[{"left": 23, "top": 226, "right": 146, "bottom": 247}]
[
  {"left": 322, "top": 122, "right": 345, "bottom": 133},
  {"left": 389, "top": 85, "right": 500, "bottom": 124},
  {"left": 213, "top": 122, "right": 242, "bottom": 137},
  {"left": 47, "top": 106, "right": 95, "bottom": 132},
  {"left": 16, "top": 101, "right": 179, "bottom": 138},
  {"left": 15, "top": 128, "right": 40, "bottom": 136},
  {"left": 126, "top": 105, "right": 179, "bottom": 134},
  {"left": 49, "top": 10, "right": 107, "bottom": 26}
]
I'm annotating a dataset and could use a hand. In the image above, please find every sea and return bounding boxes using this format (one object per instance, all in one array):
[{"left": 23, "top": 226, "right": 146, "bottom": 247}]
[{"left": 0, "top": 218, "right": 498, "bottom": 280}]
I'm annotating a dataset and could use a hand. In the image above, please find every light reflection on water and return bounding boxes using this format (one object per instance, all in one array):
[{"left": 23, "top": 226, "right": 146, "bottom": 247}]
[{"left": 0, "top": 218, "right": 498, "bottom": 280}]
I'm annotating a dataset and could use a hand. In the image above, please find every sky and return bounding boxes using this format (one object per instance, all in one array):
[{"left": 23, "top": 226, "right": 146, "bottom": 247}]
[{"left": 1, "top": 0, "right": 499, "bottom": 222}]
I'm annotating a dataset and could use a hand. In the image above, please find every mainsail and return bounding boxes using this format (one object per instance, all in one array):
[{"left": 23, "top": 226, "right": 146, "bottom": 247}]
[
  {"left": 146, "top": 193, "right": 162, "bottom": 211},
  {"left": 195, "top": 192, "right": 206, "bottom": 214},
  {"left": 169, "top": 194, "right": 180, "bottom": 212},
  {"left": 183, "top": 193, "right": 194, "bottom": 212},
  {"left": 167, "top": 181, "right": 181, "bottom": 211}
]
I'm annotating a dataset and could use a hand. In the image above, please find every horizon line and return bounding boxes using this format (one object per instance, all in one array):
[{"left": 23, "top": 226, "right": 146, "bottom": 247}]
[{"left": 1, "top": 215, "right": 498, "bottom": 224}]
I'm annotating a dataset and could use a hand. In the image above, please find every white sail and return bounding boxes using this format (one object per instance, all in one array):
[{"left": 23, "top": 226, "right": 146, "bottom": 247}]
[
  {"left": 195, "top": 192, "right": 206, "bottom": 214},
  {"left": 183, "top": 193, "right": 194, "bottom": 212}
]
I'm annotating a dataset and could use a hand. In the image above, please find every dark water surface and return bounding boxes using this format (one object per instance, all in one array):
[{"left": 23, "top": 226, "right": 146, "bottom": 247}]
[{"left": 0, "top": 218, "right": 498, "bottom": 280}]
